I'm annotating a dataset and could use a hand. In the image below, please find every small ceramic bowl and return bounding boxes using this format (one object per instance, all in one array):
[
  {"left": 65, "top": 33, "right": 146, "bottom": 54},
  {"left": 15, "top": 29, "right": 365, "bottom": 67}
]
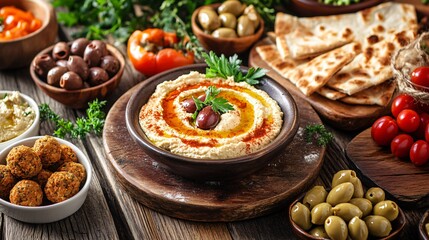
[
  {"left": 0, "top": 0, "right": 58, "bottom": 70},
  {"left": 0, "top": 136, "right": 92, "bottom": 223},
  {"left": 30, "top": 42, "right": 125, "bottom": 109},
  {"left": 191, "top": 4, "right": 264, "bottom": 55},
  {"left": 420, "top": 210, "right": 429, "bottom": 240},
  {"left": 125, "top": 64, "right": 298, "bottom": 181},
  {"left": 0, "top": 91, "right": 40, "bottom": 152},
  {"left": 288, "top": 0, "right": 385, "bottom": 17},
  {"left": 289, "top": 193, "right": 406, "bottom": 240}
]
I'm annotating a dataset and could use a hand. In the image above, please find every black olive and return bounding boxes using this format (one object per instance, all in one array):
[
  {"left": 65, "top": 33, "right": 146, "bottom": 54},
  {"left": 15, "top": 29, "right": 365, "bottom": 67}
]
[
  {"left": 197, "top": 94, "right": 206, "bottom": 102},
  {"left": 33, "top": 54, "right": 56, "bottom": 78},
  {"left": 70, "top": 38, "right": 90, "bottom": 57},
  {"left": 56, "top": 60, "right": 68, "bottom": 68},
  {"left": 60, "top": 71, "right": 83, "bottom": 90},
  {"left": 83, "top": 42, "right": 103, "bottom": 68},
  {"left": 52, "top": 42, "right": 70, "bottom": 61},
  {"left": 182, "top": 98, "right": 197, "bottom": 113},
  {"left": 47, "top": 66, "right": 68, "bottom": 87},
  {"left": 67, "top": 55, "right": 89, "bottom": 80},
  {"left": 87, "top": 67, "right": 109, "bottom": 86},
  {"left": 100, "top": 55, "right": 120, "bottom": 76},
  {"left": 196, "top": 106, "right": 220, "bottom": 130},
  {"left": 90, "top": 40, "right": 108, "bottom": 56}
]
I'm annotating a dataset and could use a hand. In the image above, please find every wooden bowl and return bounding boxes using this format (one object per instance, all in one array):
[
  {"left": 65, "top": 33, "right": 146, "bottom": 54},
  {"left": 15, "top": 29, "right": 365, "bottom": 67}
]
[
  {"left": 30, "top": 42, "right": 125, "bottom": 109},
  {"left": 125, "top": 63, "right": 299, "bottom": 181},
  {"left": 0, "top": 0, "right": 57, "bottom": 70},
  {"left": 289, "top": 193, "right": 406, "bottom": 240},
  {"left": 191, "top": 4, "right": 264, "bottom": 55},
  {"left": 288, "top": 0, "right": 385, "bottom": 17},
  {"left": 420, "top": 210, "right": 429, "bottom": 240}
]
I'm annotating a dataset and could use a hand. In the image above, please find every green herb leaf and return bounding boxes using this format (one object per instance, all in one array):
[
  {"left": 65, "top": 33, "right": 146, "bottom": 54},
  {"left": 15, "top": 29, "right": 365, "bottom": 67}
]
[
  {"left": 39, "top": 99, "right": 107, "bottom": 139},
  {"left": 0, "top": 17, "right": 4, "bottom": 33},
  {"left": 304, "top": 124, "right": 334, "bottom": 146},
  {"left": 202, "top": 51, "right": 267, "bottom": 85},
  {"left": 191, "top": 86, "right": 234, "bottom": 121}
]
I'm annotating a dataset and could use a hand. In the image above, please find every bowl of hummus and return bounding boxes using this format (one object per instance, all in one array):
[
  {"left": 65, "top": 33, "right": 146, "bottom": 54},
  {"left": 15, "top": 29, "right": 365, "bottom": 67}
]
[
  {"left": 0, "top": 91, "right": 40, "bottom": 152},
  {"left": 126, "top": 64, "right": 299, "bottom": 181}
]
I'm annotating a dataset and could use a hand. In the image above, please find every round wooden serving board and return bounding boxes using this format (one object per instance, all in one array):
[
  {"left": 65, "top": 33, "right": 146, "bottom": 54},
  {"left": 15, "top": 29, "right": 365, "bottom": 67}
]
[
  {"left": 102, "top": 80, "right": 326, "bottom": 222},
  {"left": 249, "top": 38, "right": 390, "bottom": 131},
  {"left": 347, "top": 128, "right": 429, "bottom": 208}
]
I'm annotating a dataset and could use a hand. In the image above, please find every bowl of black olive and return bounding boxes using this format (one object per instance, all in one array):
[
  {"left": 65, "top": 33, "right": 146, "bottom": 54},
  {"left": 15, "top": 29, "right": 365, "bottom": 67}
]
[{"left": 30, "top": 38, "right": 125, "bottom": 109}]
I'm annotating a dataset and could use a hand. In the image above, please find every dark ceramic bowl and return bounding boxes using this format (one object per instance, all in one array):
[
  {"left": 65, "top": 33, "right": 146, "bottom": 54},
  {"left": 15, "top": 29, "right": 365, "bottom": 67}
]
[
  {"left": 289, "top": 193, "right": 406, "bottom": 240},
  {"left": 125, "top": 64, "right": 299, "bottom": 181},
  {"left": 289, "top": 0, "right": 385, "bottom": 17},
  {"left": 30, "top": 42, "right": 125, "bottom": 109},
  {"left": 420, "top": 210, "right": 429, "bottom": 240}
]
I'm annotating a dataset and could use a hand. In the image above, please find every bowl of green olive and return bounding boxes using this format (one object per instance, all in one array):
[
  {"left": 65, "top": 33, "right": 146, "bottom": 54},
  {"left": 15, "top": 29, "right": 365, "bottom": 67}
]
[
  {"left": 191, "top": 0, "right": 264, "bottom": 55},
  {"left": 420, "top": 210, "right": 429, "bottom": 240},
  {"left": 289, "top": 170, "right": 406, "bottom": 240}
]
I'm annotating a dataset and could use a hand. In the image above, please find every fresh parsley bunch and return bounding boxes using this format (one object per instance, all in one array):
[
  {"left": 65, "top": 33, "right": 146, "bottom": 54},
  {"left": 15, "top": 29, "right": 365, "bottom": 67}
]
[
  {"left": 203, "top": 51, "right": 267, "bottom": 85},
  {"left": 304, "top": 124, "right": 334, "bottom": 146},
  {"left": 192, "top": 86, "right": 234, "bottom": 120}
]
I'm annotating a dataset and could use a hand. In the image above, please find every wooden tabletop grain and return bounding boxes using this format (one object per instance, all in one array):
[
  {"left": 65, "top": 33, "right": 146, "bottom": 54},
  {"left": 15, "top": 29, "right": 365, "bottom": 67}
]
[{"left": 0, "top": 19, "right": 427, "bottom": 240}]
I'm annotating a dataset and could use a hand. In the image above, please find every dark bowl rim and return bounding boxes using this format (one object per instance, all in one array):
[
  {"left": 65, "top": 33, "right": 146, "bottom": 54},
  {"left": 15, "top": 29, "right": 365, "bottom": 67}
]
[
  {"left": 0, "top": 0, "right": 52, "bottom": 43},
  {"left": 191, "top": 3, "right": 265, "bottom": 42},
  {"left": 125, "top": 63, "right": 299, "bottom": 165},
  {"left": 289, "top": 0, "right": 385, "bottom": 9},
  {"left": 288, "top": 191, "right": 407, "bottom": 240},
  {"left": 30, "top": 42, "right": 125, "bottom": 93}
]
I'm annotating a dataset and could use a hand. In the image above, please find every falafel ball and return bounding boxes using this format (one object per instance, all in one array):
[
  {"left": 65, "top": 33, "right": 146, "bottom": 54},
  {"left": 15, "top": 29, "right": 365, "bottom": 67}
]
[
  {"left": 32, "top": 169, "right": 53, "bottom": 188},
  {"left": 44, "top": 171, "right": 80, "bottom": 203},
  {"left": 6, "top": 145, "right": 42, "bottom": 178},
  {"left": 9, "top": 180, "right": 43, "bottom": 206},
  {"left": 57, "top": 162, "right": 86, "bottom": 184},
  {"left": 0, "top": 165, "right": 16, "bottom": 199},
  {"left": 33, "top": 136, "right": 62, "bottom": 168},
  {"left": 60, "top": 144, "right": 78, "bottom": 163}
]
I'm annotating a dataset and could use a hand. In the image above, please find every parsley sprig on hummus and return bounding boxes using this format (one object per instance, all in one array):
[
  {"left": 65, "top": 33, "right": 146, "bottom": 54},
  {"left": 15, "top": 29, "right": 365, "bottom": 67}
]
[
  {"left": 203, "top": 51, "right": 267, "bottom": 85},
  {"left": 192, "top": 86, "right": 234, "bottom": 121}
]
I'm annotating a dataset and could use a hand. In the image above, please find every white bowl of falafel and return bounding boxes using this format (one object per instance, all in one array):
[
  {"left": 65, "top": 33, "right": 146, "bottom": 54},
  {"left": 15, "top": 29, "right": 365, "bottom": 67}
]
[{"left": 0, "top": 135, "right": 92, "bottom": 223}]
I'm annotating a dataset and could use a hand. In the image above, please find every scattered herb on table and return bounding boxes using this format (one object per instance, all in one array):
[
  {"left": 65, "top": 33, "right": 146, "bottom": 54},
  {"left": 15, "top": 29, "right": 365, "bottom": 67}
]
[
  {"left": 203, "top": 51, "right": 268, "bottom": 85},
  {"left": 39, "top": 99, "right": 107, "bottom": 139},
  {"left": 304, "top": 124, "right": 334, "bottom": 146},
  {"left": 192, "top": 86, "right": 234, "bottom": 121}
]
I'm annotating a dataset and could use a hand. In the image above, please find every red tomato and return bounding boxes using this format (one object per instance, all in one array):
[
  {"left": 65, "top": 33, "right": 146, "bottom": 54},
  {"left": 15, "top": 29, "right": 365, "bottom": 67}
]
[
  {"left": 411, "top": 66, "right": 429, "bottom": 88},
  {"left": 391, "top": 94, "right": 418, "bottom": 117},
  {"left": 371, "top": 117, "right": 399, "bottom": 146},
  {"left": 390, "top": 134, "right": 414, "bottom": 159},
  {"left": 415, "top": 112, "right": 429, "bottom": 139},
  {"left": 410, "top": 140, "right": 429, "bottom": 166},
  {"left": 425, "top": 122, "right": 429, "bottom": 143},
  {"left": 396, "top": 109, "right": 420, "bottom": 133}
]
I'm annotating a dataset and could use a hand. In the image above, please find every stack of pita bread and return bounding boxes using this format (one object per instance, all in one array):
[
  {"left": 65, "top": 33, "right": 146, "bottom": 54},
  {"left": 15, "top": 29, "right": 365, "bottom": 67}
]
[{"left": 256, "top": 2, "right": 418, "bottom": 106}]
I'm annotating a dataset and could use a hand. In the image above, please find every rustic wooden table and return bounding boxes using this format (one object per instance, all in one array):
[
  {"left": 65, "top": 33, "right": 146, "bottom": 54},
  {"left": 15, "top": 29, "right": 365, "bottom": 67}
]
[{"left": 0, "top": 23, "right": 427, "bottom": 240}]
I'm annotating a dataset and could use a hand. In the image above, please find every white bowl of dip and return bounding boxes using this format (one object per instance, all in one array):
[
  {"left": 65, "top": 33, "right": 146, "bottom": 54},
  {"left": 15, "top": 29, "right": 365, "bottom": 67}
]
[{"left": 0, "top": 91, "right": 40, "bottom": 152}]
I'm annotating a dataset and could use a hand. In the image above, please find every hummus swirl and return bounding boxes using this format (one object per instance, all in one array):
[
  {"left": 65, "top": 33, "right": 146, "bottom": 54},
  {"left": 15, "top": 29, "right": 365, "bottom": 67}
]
[{"left": 139, "top": 72, "right": 283, "bottom": 159}]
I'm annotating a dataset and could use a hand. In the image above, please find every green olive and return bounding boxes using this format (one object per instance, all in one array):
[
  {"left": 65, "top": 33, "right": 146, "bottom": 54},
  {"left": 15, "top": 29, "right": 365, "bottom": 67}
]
[
  {"left": 327, "top": 182, "right": 354, "bottom": 206},
  {"left": 349, "top": 198, "right": 373, "bottom": 217},
  {"left": 303, "top": 185, "right": 327, "bottom": 210},
  {"left": 218, "top": 0, "right": 245, "bottom": 17},
  {"left": 364, "top": 215, "right": 392, "bottom": 238},
  {"left": 291, "top": 202, "right": 312, "bottom": 231},
  {"left": 311, "top": 202, "right": 332, "bottom": 225},
  {"left": 426, "top": 223, "right": 429, "bottom": 236},
  {"left": 198, "top": 8, "right": 221, "bottom": 31},
  {"left": 243, "top": 5, "right": 260, "bottom": 29},
  {"left": 348, "top": 216, "right": 369, "bottom": 240},
  {"left": 211, "top": 28, "right": 238, "bottom": 38},
  {"left": 332, "top": 203, "right": 363, "bottom": 222},
  {"left": 237, "top": 15, "right": 255, "bottom": 37},
  {"left": 325, "top": 216, "right": 348, "bottom": 240},
  {"left": 365, "top": 187, "right": 385, "bottom": 205},
  {"left": 331, "top": 170, "right": 364, "bottom": 198},
  {"left": 373, "top": 200, "right": 399, "bottom": 221},
  {"left": 219, "top": 13, "right": 236, "bottom": 29},
  {"left": 309, "top": 226, "right": 329, "bottom": 238}
]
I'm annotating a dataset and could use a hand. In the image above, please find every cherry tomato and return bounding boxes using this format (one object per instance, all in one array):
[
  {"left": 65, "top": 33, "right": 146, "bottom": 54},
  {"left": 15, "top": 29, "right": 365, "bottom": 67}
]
[
  {"left": 410, "top": 140, "right": 429, "bottom": 166},
  {"left": 415, "top": 112, "right": 429, "bottom": 139},
  {"left": 391, "top": 94, "right": 418, "bottom": 117},
  {"left": 425, "top": 122, "right": 429, "bottom": 143},
  {"left": 390, "top": 134, "right": 414, "bottom": 159},
  {"left": 371, "top": 117, "right": 399, "bottom": 146},
  {"left": 411, "top": 66, "right": 429, "bottom": 88},
  {"left": 396, "top": 109, "right": 420, "bottom": 133}
]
